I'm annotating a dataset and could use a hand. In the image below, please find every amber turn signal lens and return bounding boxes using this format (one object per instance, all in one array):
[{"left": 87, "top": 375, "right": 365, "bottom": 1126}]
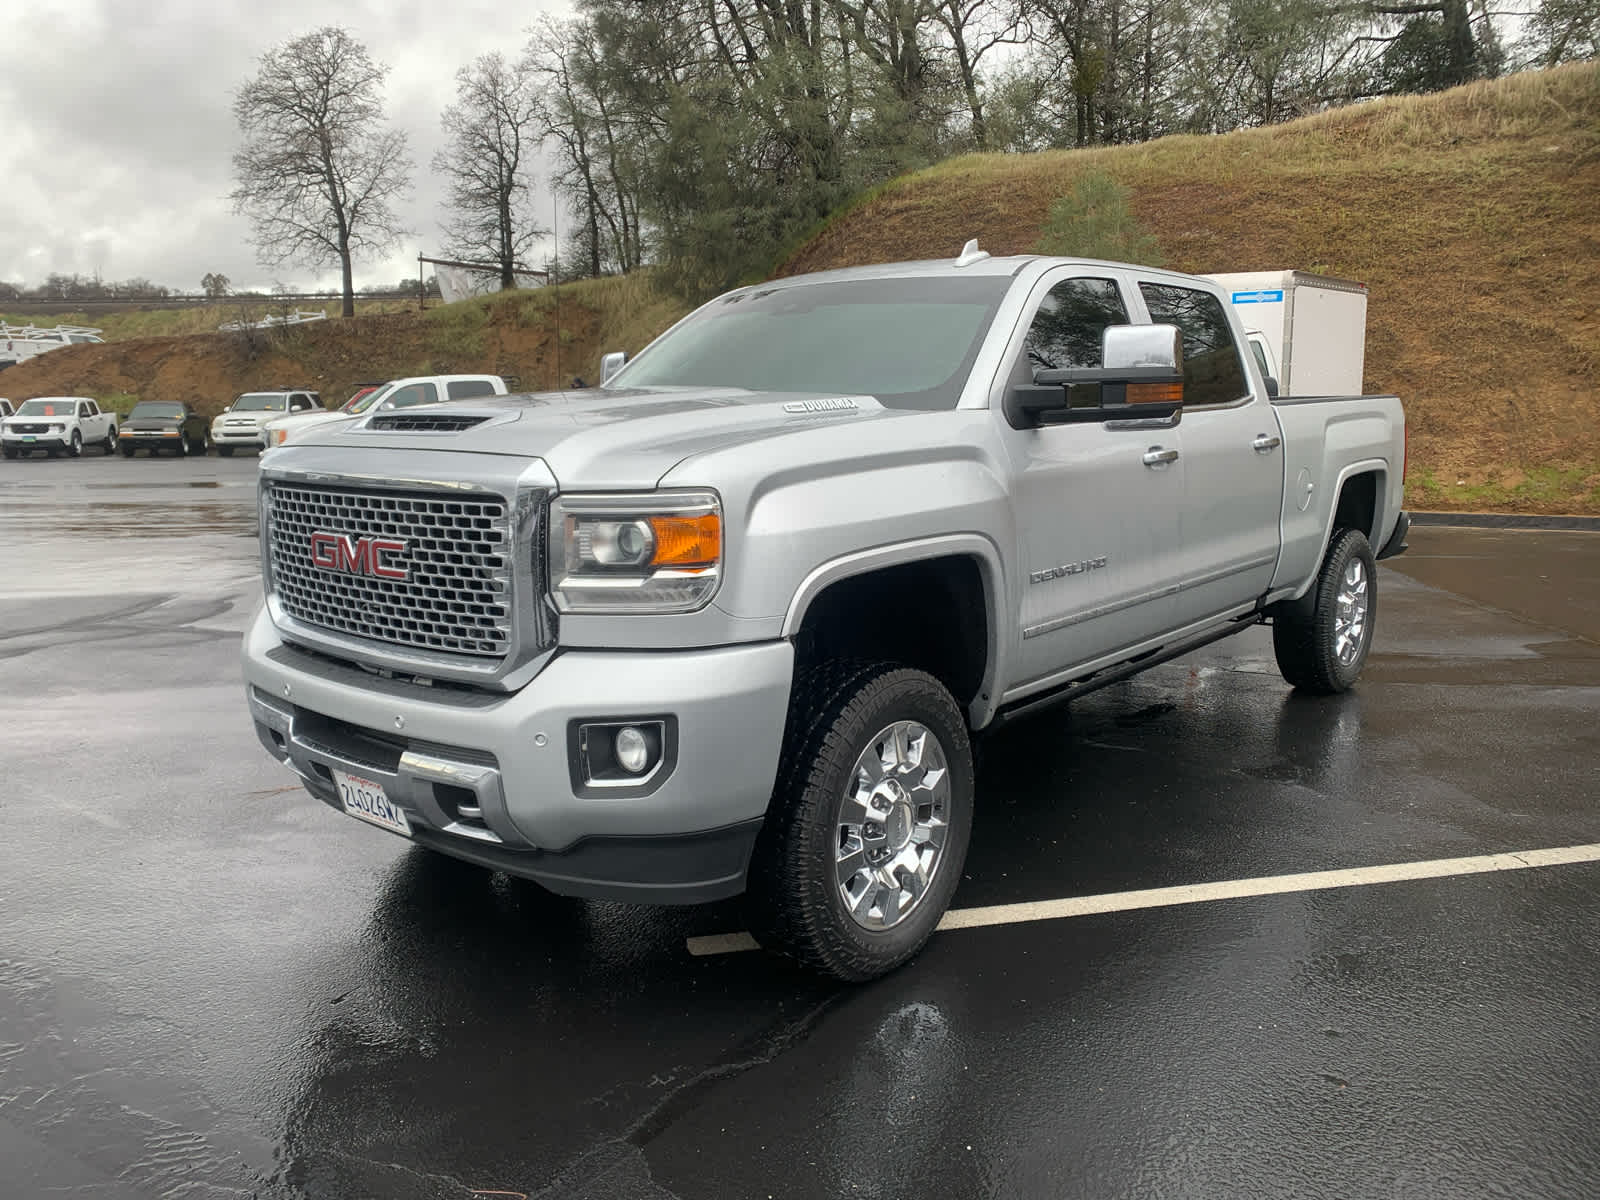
[
  {"left": 1127, "top": 382, "right": 1183, "bottom": 405},
  {"left": 647, "top": 513, "right": 721, "bottom": 568}
]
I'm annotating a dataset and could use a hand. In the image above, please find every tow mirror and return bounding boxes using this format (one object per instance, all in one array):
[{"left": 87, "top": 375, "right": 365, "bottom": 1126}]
[
  {"left": 600, "top": 350, "right": 628, "bottom": 385},
  {"left": 1006, "top": 324, "right": 1184, "bottom": 428}
]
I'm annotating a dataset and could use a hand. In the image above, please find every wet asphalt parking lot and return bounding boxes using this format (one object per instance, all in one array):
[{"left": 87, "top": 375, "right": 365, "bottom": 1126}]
[{"left": 1, "top": 452, "right": 1597, "bottom": 1200}]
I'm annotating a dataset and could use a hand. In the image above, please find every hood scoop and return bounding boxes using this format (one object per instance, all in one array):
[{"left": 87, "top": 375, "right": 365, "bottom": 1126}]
[{"left": 366, "top": 412, "right": 493, "bottom": 433}]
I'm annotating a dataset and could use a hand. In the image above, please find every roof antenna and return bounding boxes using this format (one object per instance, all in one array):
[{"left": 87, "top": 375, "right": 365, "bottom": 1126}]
[{"left": 955, "top": 238, "right": 989, "bottom": 267}]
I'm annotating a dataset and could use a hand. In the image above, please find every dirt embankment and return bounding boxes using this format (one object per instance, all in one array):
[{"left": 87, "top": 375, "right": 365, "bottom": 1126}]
[{"left": 1, "top": 301, "right": 605, "bottom": 420}]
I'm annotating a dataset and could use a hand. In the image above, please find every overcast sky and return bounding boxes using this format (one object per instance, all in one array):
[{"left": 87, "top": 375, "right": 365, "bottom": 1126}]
[{"left": 1, "top": 0, "right": 573, "bottom": 294}]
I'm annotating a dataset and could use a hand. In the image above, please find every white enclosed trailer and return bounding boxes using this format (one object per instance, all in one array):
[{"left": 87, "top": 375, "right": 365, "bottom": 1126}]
[{"left": 1205, "top": 271, "right": 1367, "bottom": 397}]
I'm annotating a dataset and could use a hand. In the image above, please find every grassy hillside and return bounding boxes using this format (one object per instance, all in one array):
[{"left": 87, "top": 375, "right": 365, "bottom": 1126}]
[
  {"left": 1, "top": 298, "right": 416, "bottom": 342},
  {"left": 5, "top": 64, "right": 1596, "bottom": 511},
  {"left": 1, "top": 274, "right": 684, "bottom": 419},
  {"left": 782, "top": 63, "right": 1600, "bottom": 513}
]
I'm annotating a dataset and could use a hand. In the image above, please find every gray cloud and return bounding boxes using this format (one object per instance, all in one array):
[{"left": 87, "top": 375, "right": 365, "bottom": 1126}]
[{"left": 2, "top": 0, "right": 571, "bottom": 293}]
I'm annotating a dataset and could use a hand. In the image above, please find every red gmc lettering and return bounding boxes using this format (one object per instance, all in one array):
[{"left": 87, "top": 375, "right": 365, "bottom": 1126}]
[{"left": 309, "top": 532, "right": 408, "bottom": 579}]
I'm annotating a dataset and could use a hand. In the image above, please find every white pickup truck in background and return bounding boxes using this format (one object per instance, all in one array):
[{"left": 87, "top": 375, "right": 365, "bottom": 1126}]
[
  {"left": 262, "top": 375, "right": 510, "bottom": 449},
  {"left": 1, "top": 396, "right": 118, "bottom": 458}
]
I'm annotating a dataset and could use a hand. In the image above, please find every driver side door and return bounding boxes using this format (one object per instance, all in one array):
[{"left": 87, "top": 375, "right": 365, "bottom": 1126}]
[{"left": 998, "top": 271, "right": 1184, "bottom": 691}]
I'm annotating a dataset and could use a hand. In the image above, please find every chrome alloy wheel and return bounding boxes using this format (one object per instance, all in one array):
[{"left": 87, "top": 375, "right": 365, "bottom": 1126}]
[
  {"left": 836, "top": 720, "right": 951, "bottom": 931},
  {"left": 1334, "top": 557, "right": 1369, "bottom": 666}
]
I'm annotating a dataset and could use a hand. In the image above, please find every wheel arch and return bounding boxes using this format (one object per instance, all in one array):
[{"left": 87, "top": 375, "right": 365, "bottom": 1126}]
[{"left": 781, "top": 534, "right": 1007, "bottom": 730}]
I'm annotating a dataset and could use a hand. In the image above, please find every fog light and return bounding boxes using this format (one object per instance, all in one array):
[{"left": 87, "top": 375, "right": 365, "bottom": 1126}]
[{"left": 615, "top": 726, "right": 651, "bottom": 774}]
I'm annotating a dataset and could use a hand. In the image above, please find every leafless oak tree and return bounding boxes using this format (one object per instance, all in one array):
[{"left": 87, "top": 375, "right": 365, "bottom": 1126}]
[
  {"left": 434, "top": 53, "right": 546, "bottom": 289},
  {"left": 230, "top": 27, "right": 411, "bottom": 318}
]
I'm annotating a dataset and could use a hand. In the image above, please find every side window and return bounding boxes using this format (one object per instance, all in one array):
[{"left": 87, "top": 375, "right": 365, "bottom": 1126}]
[
  {"left": 386, "top": 383, "right": 440, "bottom": 410},
  {"left": 1023, "top": 278, "right": 1129, "bottom": 371},
  {"left": 446, "top": 380, "right": 496, "bottom": 401},
  {"left": 290, "top": 394, "right": 310, "bottom": 411},
  {"left": 1138, "top": 283, "right": 1249, "bottom": 407},
  {"left": 79, "top": 402, "right": 93, "bottom": 418}
]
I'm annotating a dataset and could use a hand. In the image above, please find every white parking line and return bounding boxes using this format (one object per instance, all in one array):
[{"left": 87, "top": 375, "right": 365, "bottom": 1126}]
[{"left": 685, "top": 843, "right": 1600, "bottom": 957}]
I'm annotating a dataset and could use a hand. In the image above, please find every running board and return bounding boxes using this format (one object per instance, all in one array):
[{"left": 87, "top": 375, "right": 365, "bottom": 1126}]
[{"left": 990, "top": 616, "right": 1263, "bottom": 730}]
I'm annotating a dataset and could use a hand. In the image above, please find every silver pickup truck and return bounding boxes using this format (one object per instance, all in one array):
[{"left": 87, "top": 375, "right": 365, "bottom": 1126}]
[{"left": 243, "top": 246, "right": 1407, "bottom": 980}]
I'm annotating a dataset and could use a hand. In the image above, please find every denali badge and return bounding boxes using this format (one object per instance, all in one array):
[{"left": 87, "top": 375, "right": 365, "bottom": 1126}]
[
  {"left": 1030, "top": 556, "right": 1108, "bottom": 584},
  {"left": 310, "top": 531, "right": 409, "bottom": 580}
]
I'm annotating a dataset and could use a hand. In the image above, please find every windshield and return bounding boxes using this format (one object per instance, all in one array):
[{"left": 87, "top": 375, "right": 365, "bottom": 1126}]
[
  {"left": 130, "top": 402, "right": 184, "bottom": 419},
  {"left": 343, "top": 385, "right": 391, "bottom": 413},
  {"left": 16, "top": 398, "right": 77, "bottom": 416},
  {"left": 230, "top": 393, "right": 287, "bottom": 412},
  {"left": 613, "top": 276, "right": 1012, "bottom": 410}
]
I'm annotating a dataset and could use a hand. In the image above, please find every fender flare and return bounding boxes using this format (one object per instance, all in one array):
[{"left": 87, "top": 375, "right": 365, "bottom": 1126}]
[{"left": 781, "top": 532, "right": 1010, "bottom": 730}]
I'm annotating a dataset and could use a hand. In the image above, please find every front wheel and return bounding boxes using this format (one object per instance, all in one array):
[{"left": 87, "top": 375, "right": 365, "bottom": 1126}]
[
  {"left": 67, "top": 430, "right": 83, "bottom": 458},
  {"left": 104, "top": 429, "right": 117, "bottom": 455},
  {"left": 1273, "top": 528, "right": 1377, "bottom": 694},
  {"left": 217, "top": 445, "right": 234, "bottom": 458},
  {"left": 746, "top": 663, "right": 974, "bottom": 981},
  {"left": 120, "top": 445, "right": 136, "bottom": 457},
  {"left": 179, "top": 431, "right": 192, "bottom": 457}
]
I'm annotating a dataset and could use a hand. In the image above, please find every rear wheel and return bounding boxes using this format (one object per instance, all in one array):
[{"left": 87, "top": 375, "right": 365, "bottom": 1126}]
[
  {"left": 746, "top": 662, "right": 974, "bottom": 981},
  {"left": 1273, "top": 528, "right": 1377, "bottom": 694}
]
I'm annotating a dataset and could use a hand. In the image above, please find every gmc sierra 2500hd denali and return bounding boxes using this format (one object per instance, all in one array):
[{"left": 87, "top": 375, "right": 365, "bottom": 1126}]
[{"left": 243, "top": 245, "right": 1408, "bottom": 980}]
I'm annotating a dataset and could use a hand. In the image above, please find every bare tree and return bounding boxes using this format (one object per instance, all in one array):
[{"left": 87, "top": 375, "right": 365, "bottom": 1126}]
[
  {"left": 230, "top": 27, "right": 411, "bottom": 318},
  {"left": 434, "top": 53, "right": 546, "bottom": 289}
]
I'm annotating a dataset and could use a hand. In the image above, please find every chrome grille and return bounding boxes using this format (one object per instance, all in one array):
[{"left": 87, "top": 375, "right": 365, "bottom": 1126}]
[{"left": 266, "top": 482, "right": 513, "bottom": 658}]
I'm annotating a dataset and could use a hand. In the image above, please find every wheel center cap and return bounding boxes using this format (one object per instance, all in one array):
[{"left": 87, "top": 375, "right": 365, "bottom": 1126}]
[{"left": 885, "top": 797, "right": 913, "bottom": 852}]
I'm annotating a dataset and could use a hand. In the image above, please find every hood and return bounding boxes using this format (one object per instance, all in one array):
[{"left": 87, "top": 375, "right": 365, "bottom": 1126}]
[
  {"left": 216, "top": 410, "right": 280, "bottom": 426},
  {"left": 263, "top": 409, "right": 348, "bottom": 431},
  {"left": 290, "top": 386, "right": 915, "bottom": 489}
]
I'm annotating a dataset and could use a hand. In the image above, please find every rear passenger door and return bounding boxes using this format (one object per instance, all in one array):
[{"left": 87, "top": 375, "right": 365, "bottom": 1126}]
[{"left": 1136, "top": 281, "right": 1282, "bottom": 624}]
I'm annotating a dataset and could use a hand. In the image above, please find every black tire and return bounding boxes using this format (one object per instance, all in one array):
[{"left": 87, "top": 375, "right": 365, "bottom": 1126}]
[
  {"left": 1273, "top": 528, "right": 1378, "bottom": 694},
  {"left": 68, "top": 430, "right": 83, "bottom": 457},
  {"left": 179, "top": 431, "right": 192, "bottom": 457},
  {"left": 120, "top": 445, "right": 136, "bottom": 457},
  {"left": 746, "top": 662, "right": 974, "bottom": 982},
  {"left": 2, "top": 446, "right": 16, "bottom": 460},
  {"left": 218, "top": 445, "right": 234, "bottom": 458},
  {"left": 104, "top": 429, "right": 118, "bottom": 455}
]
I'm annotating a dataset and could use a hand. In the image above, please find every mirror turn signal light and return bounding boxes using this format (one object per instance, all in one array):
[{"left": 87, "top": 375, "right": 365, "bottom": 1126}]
[{"left": 1127, "top": 382, "right": 1184, "bottom": 406}]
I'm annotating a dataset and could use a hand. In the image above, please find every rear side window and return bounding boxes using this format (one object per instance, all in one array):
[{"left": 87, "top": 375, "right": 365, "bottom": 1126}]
[
  {"left": 386, "top": 383, "right": 440, "bottom": 410},
  {"left": 1138, "top": 284, "right": 1248, "bottom": 407},
  {"left": 1023, "top": 278, "right": 1129, "bottom": 371},
  {"left": 446, "top": 380, "right": 497, "bottom": 401}
]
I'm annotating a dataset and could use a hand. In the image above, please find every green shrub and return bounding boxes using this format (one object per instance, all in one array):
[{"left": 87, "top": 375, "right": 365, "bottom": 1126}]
[{"left": 1034, "top": 170, "right": 1164, "bottom": 266}]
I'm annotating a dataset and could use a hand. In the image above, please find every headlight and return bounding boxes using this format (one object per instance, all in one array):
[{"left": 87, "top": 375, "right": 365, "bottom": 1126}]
[
  {"left": 50, "top": 423, "right": 64, "bottom": 432},
  {"left": 549, "top": 491, "right": 721, "bottom": 614}
]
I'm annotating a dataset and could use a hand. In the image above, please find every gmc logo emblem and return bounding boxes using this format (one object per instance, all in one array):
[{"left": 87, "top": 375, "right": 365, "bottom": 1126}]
[{"left": 310, "top": 531, "right": 409, "bottom": 580}]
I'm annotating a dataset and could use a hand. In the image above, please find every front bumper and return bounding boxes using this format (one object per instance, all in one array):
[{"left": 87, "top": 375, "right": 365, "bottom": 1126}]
[
  {"left": 213, "top": 428, "right": 267, "bottom": 446},
  {"left": 242, "top": 608, "right": 793, "bottom": 903},
  {"left": 122, "top": 429, "right": 182, "bottom": 445},
  {"left": 2, "top": 433, "right": 69, "bottom": 450}
]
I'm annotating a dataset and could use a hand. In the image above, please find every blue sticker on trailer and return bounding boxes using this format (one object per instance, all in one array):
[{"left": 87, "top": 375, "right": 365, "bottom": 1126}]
[{"left": 1231, "top": 289, "right": 1284, "bottom": 304}]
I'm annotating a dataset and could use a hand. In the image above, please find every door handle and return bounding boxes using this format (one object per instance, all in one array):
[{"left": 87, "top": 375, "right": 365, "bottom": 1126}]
[
  {"left": 1252, "top": 434, "right": 1282, "bottom": 453},
  {"left": 1142, "top": 446, "right": 1179, "bottom": 467}
]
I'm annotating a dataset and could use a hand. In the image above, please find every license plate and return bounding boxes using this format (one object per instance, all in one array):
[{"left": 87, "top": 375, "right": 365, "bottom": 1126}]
[
  {"left": 23, "top": 436, "right": 35, "bottom": 443},
  {"left": 333, "top": 768, "right": 411, "bottom": 837}
]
